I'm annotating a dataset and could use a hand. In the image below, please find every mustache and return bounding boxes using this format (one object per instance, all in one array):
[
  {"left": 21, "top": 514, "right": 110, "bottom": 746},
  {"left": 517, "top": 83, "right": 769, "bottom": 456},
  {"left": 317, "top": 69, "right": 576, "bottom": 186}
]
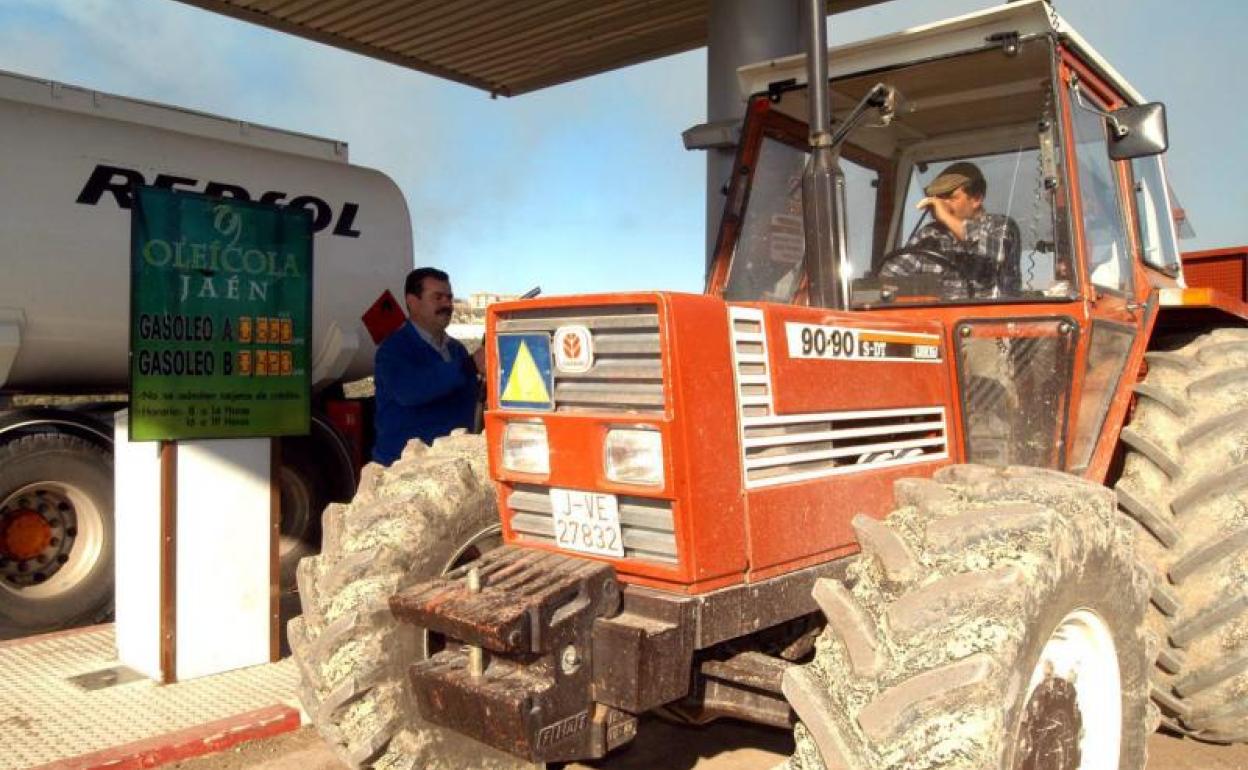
[{"left": 436, "top": 308, "right": 452, "bottom": 316}]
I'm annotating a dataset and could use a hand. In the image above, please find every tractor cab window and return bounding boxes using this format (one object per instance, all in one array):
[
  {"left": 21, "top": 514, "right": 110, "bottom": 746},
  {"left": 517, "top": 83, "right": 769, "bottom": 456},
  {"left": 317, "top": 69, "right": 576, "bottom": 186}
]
[
  {"left": 884, "top": 147, "right": 1059, "bottom": 302},
  {"left": 721, "top": 37, "right": 1076, "bottom": 307},
  {"left": 1070, "top": 87, "right": 1133, "bottom": 293},
  {"left": 1130, "top": 153, "right": 1181, "bottom": 274},
  {"left": 722, "top": 136, "right": 878, "bottom": 304},
  {"left": 723, "top": 136, "right": 806, "bottom": 303}
]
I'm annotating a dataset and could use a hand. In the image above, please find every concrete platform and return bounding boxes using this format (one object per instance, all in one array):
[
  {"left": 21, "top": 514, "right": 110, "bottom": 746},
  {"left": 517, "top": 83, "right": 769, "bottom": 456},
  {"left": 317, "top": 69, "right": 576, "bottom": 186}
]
[
  {"left": 9, "top": 623, "right": 1248, "bottom": 770},
  {"left": 173, "top": 714, "right": 1248, "bottom": 770},
  {"left": 0, "top": 625, "right": 302, "bottom": 770}
]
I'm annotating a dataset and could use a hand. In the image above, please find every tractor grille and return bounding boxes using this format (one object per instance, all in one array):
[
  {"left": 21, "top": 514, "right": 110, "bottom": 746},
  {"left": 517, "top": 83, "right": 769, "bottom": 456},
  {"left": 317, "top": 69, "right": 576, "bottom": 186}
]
[
  {"left": 742, "top": 408, "right": 949, "bottom": 488},
  {"left": 495, "top": 304, "right": 664, "bottom": 414},
  {"left": 726, "top": 306, "right": 947, "bottom": 488},
  {"left": 728, "top": 306, "right": 775, "bottom": 419},
  {"left": 506, "top": 484, "right": 678, "bottom": 565}
]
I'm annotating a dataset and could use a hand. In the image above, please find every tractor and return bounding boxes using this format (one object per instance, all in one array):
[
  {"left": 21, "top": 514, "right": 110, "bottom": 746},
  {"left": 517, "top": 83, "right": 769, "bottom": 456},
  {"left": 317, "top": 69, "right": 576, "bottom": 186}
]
[{"left": 290, "top": 2, "right": 1248, "bottom": 768}]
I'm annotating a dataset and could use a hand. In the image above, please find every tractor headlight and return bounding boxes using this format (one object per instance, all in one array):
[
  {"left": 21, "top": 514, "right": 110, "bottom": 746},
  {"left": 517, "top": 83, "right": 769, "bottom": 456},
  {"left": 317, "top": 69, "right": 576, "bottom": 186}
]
[
  {"left": 502, "top": 422, "right": 549, "bottom": 475},
  {"left": 604, "top": 427, "right": 664, "bottom": 486}
]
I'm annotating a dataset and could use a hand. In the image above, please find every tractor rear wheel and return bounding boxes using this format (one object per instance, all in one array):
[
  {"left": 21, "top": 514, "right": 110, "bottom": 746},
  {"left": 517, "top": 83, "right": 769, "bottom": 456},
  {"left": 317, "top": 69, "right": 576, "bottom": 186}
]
[
  {"left": 288, "top": 432, "right": 539, "bottom": 770},
  {"left": 783, "top": 465, "right": 1153, "bottom": 770},
  {"left": 1117, "top": 327, "right": 1248, "bottom": 742}
]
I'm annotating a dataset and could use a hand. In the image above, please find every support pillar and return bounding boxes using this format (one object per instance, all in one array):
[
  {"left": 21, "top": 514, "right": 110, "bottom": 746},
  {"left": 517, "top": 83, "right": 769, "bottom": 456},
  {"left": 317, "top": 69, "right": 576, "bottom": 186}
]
[{"left": 692, "top": 0, "right": 806, "bottom": 274}]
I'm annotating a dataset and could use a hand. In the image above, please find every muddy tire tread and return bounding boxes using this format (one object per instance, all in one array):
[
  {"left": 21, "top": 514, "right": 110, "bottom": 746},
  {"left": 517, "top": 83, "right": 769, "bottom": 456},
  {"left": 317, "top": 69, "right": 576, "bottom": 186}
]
[
  {"left": 849, "top": 514, "right": 918, "bottom": 583},
  {"left": 785, "top": 465, "right": 1151, "bottom": 770},
  {"left": 288, "top": 434, "right": 532, "bottom": 770},
  {"left": 1177, "top": 407, "right": 1248, "bottom": 447},
  {"left": 1133, "top": 382, "right": 1190, "bottom": 417},
  {"left": 1170, "top": 594, "right": 1248, "bottom": 648},
  {"left": 855, "top": 653, "right": 995, "bottom": 744},
  {"left": 1173, "top": 652, "right": 1248, "bottom": 699},
  {"left": 1170, "top": 463, "right": 1248, "bottom": 517},
  {"left": 811, "top": 579, "right": 880, "bottom": 677},
  {"left": 1169, "top": 528, "right": 1248, "bottom": 585},
  {"left": 1116, "top": 481, "right": 1181, "bottom": 548},
  {"left": 884, "top": 565, "right": 1023, "bottom": 638},
  {"left": 1119, "top": 427, "right": 1182, "bottom": 478},
  {"left": 1118, "top": 327, "right": 1248, "bottom": 742}
]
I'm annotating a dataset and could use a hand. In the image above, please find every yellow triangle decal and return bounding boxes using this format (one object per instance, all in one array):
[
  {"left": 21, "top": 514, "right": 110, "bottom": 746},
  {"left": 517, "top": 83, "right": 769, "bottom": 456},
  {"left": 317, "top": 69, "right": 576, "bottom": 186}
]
[{"left": 501, "top": 341, "right": 551, "bottom": 404}]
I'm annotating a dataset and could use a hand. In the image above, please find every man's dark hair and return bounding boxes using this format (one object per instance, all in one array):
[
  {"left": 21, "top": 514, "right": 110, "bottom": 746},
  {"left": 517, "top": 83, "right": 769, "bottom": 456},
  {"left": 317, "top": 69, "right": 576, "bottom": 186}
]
[
  {"left": 404, "top": 267, "right": 449, "bottom": 298},
  {"left": 964, "top": 174, "right": 987, "bottom": 199}
]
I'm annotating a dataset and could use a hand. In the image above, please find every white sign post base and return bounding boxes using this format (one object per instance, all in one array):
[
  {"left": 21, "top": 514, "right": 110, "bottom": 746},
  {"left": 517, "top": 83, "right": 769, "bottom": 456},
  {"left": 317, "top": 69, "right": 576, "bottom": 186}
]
[{"left": 114, "top": 410, "right": 277, "bottom": 683}]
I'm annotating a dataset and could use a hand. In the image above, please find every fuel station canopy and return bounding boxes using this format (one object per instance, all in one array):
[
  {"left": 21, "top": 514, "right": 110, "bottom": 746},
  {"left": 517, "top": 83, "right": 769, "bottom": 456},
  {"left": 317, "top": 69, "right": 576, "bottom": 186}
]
[{"left": 173, "top": 0, "right": 884, "bottom": 96}]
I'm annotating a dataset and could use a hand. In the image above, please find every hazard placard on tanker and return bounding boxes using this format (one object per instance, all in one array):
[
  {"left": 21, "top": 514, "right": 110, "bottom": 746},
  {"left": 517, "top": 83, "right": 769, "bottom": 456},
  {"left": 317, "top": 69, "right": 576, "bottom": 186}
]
[
  {"left": 785, "top": 322, "right": 942, "bottom": 363},
  {"left": 497, "top": 333, "right": 555, "bottom": 411},
  {"left": 129, "top": 186, "right": 313, "bottom": 441}
]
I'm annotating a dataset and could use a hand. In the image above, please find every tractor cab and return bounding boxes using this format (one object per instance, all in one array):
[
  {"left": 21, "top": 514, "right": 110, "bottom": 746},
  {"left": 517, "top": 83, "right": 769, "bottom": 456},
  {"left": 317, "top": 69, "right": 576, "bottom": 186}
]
[
  {"left": 717, "top": 32, "right": 1074, "bottom": 307},
  {"left": 710, "top": 0, "right": 1182, "bottom": 476}
]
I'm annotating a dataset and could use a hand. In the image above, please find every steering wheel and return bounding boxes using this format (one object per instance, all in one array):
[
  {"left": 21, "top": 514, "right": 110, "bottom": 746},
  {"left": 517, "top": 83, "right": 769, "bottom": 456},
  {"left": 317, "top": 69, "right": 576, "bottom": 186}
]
[{"left": 876, "top": 246, "right": 974, "bottom": 299}]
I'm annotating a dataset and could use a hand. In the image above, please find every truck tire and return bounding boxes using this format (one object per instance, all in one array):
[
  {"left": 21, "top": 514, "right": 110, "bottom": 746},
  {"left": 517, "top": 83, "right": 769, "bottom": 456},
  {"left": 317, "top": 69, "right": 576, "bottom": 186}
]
[
  {"left": 783, "top": 465, "right": 1153, "bottom": 770},
  {"left": 276, "top": 455, "right": 323, "bottom": 588},
  {"left": 278, "top": 423, "right": 356, "bottom": 589},
  {"left": 288, "top": 432, "right": 539, "bottom": 770},
  {"left": 0, "top": 433, "right": 114, "bottom": 638},
  {"left": 1116, "top": 327, "right": 1248, "bottom": 742}
]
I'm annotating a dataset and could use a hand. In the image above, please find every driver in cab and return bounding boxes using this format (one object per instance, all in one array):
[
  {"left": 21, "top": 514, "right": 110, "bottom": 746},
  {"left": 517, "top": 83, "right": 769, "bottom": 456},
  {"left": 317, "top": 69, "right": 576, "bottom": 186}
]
[{"left": 887, "top": 161, "right": 1021, "bottom": 297}]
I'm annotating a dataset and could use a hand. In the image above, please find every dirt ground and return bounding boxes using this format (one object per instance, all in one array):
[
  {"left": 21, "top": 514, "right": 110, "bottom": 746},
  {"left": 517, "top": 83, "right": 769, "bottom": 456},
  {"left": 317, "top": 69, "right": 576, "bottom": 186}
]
[{"left": 171, "top": 718, "right": 1248, "bottom": 770}]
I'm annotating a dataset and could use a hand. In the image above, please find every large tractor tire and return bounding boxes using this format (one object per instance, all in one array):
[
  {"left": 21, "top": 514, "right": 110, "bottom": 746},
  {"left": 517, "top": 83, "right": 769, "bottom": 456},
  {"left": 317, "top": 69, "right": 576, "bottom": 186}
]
[
  {"left": 1117, "top": 327, "right": 1248, "bottom": 742},
  {"left": 783, "top": 465, "right": 1153, "bottom": 770},
  {"left": 0, "top": 433, "right": 115, "bottom": 638},
  {"left": 288, "top": 432, "right": 539, "bottom": 770}
]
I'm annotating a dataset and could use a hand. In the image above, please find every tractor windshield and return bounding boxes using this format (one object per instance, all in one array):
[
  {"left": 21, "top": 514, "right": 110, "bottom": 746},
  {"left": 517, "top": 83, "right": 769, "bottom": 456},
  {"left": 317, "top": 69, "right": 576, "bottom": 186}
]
[{"left": 721, "top": 37, "right": 1075, "bottom": 307}]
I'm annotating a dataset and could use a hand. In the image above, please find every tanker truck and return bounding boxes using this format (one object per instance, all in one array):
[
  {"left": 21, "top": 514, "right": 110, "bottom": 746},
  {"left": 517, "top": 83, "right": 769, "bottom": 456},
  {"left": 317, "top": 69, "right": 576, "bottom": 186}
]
[{"left": 0, "top": 68, "right": 413, "bottom": 638}]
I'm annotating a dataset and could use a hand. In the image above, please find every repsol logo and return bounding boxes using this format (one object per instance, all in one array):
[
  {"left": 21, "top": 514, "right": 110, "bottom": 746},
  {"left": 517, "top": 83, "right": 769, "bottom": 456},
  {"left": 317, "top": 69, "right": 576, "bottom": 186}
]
[{"left": 75, "top": 164, "right": 362, "bottom": 238}]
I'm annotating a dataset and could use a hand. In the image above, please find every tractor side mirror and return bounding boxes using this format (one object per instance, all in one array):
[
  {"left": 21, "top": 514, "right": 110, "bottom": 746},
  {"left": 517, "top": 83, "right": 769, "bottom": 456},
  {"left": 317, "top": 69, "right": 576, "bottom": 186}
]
[{"left": 1107, "top": 102, "right": 1168, "bottom": 161}]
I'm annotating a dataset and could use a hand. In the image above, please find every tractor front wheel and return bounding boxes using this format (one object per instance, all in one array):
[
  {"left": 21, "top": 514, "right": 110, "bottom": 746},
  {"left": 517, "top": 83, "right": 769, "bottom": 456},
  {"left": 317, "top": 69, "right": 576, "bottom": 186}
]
[
  {"left": 783, "top": 465, "right": 1153, "bottom": 770},
  {"left": 288, "top": 432, "right": 539, "bottom": 770}
]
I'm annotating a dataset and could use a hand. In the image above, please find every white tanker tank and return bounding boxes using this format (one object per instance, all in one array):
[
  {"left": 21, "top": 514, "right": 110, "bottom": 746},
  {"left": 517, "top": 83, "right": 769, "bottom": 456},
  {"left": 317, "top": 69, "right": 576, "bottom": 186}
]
[
  {"left": 0, "top": 69, "right": 412, "bottom": 638},
  {"left": 0, "top": 69, "right": 410, "bottom": 391}
]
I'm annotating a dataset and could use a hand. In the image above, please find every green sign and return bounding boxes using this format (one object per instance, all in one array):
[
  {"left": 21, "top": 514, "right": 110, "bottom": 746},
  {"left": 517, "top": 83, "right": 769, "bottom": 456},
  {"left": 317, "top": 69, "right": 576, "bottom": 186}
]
[{"left": 129, "top": 187, "right": 313, "bottom": 441}]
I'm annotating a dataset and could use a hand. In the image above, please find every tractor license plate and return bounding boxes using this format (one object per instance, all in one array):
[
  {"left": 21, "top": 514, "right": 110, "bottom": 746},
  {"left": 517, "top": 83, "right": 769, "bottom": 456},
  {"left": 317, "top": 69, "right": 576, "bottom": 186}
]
[{"left": 549, "top": 488, "right": 624, "bottom": 558}]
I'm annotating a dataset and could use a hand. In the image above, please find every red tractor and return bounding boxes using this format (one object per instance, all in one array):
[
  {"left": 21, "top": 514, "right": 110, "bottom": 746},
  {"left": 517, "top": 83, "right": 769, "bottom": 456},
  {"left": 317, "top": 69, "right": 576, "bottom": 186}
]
[{"left": 291, "top": 3, "right": 1248, "bottom": 769}]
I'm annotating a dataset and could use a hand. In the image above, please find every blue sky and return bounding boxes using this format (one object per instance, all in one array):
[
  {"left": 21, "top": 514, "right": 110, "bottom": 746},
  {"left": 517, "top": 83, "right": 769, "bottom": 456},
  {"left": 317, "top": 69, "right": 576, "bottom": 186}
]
[{"left": 0, "top": 0, "right": 1243, "bottom": 296}]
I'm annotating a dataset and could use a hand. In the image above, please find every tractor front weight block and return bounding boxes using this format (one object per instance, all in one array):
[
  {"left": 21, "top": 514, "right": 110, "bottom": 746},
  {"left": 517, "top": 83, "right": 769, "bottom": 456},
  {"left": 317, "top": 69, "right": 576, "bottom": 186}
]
[{"left": 391, "top": 546, "right": 633, "bottom": 763}]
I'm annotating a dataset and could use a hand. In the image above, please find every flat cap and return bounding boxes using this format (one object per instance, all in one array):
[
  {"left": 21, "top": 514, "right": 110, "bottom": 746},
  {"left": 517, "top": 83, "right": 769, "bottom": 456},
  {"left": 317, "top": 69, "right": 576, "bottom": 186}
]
[{"left": 924, "top": 161, "right": 985, "bottom": 197}]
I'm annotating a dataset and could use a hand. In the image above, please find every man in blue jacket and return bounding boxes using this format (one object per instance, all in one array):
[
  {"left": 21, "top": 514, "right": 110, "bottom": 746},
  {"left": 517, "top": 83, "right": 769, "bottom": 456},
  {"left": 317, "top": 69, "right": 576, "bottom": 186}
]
[{"left": 372, "top": 267, "right": 484, "bottom": 465}]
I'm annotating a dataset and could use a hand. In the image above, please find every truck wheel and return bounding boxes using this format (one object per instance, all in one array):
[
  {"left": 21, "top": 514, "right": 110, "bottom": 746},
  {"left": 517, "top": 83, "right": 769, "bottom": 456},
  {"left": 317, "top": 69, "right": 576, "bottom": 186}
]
[
  {"left": 0, "top": 434, "right": 114, "bottom": 638},
  {"left": 278, "top": 423, "right": 355, "bottom": 589},
  {"left": 288, "top": 432, "right": 538, "bottom": 770},
  {"left": 1117, "top": 327, "right": 1248, "bottom": 742},
  {"left": 277, "top": 458, "right": 322, "bottom": 587},
  {"left": 783, "top": 465, "right": 1153, "bottom": 770}
]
